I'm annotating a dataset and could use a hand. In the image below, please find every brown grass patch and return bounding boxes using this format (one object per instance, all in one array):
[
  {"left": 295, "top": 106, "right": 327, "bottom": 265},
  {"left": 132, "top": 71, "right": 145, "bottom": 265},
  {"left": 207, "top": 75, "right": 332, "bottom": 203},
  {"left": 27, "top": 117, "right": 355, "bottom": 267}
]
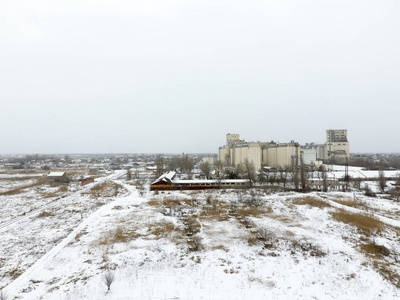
[
  {"left": 183, "top": 216, "right": 202, "bottom": 233},
  {"left": 292, "top": 196, "right": 330, "bottom": 208},
  {"left": 39, "top": 185, "right": 68, "bottom": 198},
  {"left": 0, "top": 180, "right": 46, "bottom": 196},
  {"left": 237, "top": 206, "right": 269, "bottom": 218},
  {"left": 84, "top": 182, "right": 125, "bottom": 198},
  {"left": 1, "top": 176, "right": 44, "bottom": 181},
  {"left": 37, "top": 210, "right": 55, "bottom": 218},
  {"left": 95, "top": 226, "right": 140, "bottom": 245},
  {"left": 199, "top": 201, "right": 232, "bottom": 222},
  {"left": 360, "top": 242, "right": 390, "bottom": 258},
  {"left": 248, "top": 235, "right": 259, "bottom": 246},
  {"left": 289, "top": 239, "right": 327, "bottom": 257},
  {"left": 150, "top": 221, "right": 179, "bottom": 237},
  {"left": 331, "top": 210, "right": 384, "bottom": 235},
  {"left": 332, "top": 198, "right": 358, "bottom": 208},
  {"left": 147, "top": 198, "right": 161, "bottom": 207},
  {"left": 41, "top": 192, "right": 60, "bottom": 198},
  {"left": 212, "top": 245, "right": 229, "bottom": 252},
  {"left": 8, "top": 264, "right": 24, "bottom": 280},
  {"left": 375, "top": 262, "right": 400, "bottom": 288}
]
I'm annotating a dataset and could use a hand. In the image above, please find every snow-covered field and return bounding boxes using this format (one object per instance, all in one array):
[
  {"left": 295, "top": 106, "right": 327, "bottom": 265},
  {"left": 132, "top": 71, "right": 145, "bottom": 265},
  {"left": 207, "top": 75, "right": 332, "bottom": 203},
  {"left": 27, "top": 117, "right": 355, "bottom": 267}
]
[{"left": 1, "top": 171, "right": 400, "bottom": 299}]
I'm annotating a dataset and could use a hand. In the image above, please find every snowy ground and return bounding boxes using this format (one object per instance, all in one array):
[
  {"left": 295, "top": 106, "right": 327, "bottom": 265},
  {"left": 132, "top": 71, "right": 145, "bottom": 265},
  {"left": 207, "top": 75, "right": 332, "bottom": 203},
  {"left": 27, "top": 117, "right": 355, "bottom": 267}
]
[{"left": 1, "top": 172, "right": 400, "bottom": 299}]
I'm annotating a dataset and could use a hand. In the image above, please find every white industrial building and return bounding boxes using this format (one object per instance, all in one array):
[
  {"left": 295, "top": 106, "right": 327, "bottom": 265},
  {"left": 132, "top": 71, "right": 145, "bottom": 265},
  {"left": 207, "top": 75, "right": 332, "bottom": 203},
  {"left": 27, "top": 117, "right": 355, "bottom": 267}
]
[{"left": 218, "top": 130, "right": 350, "bottom": 170}]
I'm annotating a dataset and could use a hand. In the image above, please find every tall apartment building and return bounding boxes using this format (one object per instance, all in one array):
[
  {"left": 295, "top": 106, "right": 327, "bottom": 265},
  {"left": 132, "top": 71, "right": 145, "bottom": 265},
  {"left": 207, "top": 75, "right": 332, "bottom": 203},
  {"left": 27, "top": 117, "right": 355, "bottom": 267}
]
[
  {"left": 326, "top": 129, "right": 348, "bottom": 143},
  {"left": 325, "top": 129, "right": 350, "bottom": 163}
]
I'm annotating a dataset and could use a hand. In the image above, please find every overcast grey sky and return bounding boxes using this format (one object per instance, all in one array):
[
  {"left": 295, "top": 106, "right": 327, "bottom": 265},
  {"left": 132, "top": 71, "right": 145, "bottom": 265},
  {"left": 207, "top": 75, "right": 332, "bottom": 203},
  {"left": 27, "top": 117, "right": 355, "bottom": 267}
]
[{"left": 1, "top": 0, "right": 399, "bottom": 154}]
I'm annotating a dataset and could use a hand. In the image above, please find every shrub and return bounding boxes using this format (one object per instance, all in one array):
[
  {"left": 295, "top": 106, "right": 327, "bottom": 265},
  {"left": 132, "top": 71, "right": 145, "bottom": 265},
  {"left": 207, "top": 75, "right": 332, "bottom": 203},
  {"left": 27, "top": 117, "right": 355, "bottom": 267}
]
[
  {"left": 360, "top": 241, "right": 390, "bottom": 258},
  {"left": 0, "top": 289, "right": 9, "bottom": 300},
  {"left": 103, "top": 272, "right": 115, "bottom": 292},
  {"left": 188, "top": 234, "right": 203, "bottom": 251},
  {"left": 332, "top": 198, "right": 358, "bottom": 208},
  {"left": 364, "top": 184, "right": 376, "bottom": 197},
  {"left": 37, "top": 210, "right": 55, "bottom": 218}
]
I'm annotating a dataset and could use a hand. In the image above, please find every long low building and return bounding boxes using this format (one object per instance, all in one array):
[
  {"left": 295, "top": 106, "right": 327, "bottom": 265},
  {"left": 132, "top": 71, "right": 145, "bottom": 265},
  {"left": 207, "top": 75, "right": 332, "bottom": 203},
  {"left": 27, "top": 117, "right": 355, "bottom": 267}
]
[{"left": 150, "top": 171, "right": 250, "bottom": 191}]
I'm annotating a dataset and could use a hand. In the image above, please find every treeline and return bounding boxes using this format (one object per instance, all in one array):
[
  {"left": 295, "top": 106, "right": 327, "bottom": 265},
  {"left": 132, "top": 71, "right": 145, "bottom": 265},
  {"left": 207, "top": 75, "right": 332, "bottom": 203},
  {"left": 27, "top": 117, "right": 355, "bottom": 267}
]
[{"left": 351, "top": 154, "right": 400, "bottom": 170}]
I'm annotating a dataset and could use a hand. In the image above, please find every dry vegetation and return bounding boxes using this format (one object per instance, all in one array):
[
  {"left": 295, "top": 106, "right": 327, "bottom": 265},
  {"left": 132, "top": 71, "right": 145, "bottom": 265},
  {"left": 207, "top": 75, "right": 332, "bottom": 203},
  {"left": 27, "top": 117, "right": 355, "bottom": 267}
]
[
  {"left": 93, "top": 219, "right": 182, "bottom": 247},
  {"left": 94, "top": 226, "right": 140, "bottom": 246},
  {"left": 374, "top": 261, "right": 400, "bottom": 289},
  {"left": 37, "top": 210, "right": 56, "bottom": 218},
  {"left": 84, "top": 182, "right": 125, "bottom": 198},
  {"left": 236, "top": 206, "right": 271, "bottom": 218},
  {"left": 0, "top": 176, "right": 43, "bottom": 181},
  {"left": 38, "top": 185, "right": 69, "bottom": 198},
  {"left": 331, "top": 198, "right": 359, "bottom": 207},
  {"left": 331, "top": 210, "right": 384, "bottom": 235},
  {"left": 0, "top": 180, "right": 47, "bottom": 196},
  {"left": 358, "top": 240, "right": 400, "bottom": 288},
  {"left": 292, "top": 196, "right": 331, "bottom": 208}
]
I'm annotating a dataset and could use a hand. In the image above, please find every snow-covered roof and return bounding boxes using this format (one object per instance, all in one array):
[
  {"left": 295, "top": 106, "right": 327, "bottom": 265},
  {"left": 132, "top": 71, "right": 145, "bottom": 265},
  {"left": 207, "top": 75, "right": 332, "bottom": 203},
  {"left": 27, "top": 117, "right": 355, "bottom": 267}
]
[
  {"left": 47, "top": 172, "right": 66, "bottom": 177},
  {"left": 173, "top": 179, "right": 249, "bottom": 184},
  {"left": 326, "top": 170, "right": 400, "bottom": 180},
  {"left": 151, "top": 171, "right": 176, "bottom": 185}
]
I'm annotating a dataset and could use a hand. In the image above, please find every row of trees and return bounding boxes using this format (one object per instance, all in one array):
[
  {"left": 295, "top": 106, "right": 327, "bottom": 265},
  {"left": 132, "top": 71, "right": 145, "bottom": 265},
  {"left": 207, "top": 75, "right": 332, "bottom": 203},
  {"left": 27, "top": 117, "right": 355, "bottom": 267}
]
[
  {"left": 154, "top": 154, "right": 197, "bottom": 177},
  {"left": 153, "top": 154, "right": 400, "bottom": 197}
]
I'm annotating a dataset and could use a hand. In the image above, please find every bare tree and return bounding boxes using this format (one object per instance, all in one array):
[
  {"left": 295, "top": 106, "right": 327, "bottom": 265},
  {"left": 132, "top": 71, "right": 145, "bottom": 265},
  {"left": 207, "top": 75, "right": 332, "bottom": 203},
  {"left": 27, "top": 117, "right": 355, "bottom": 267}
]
[
  {"left": 199, "top": 161, "right": 211, "bottom": 179},
  {"left": 64, "top": 155, "right": 71, "bottom": 163},
  {"left": 214, "top": 160, "right": 224, "bottom": 172},
  {"left": 293, "top": 166, "right": 299, "bottom": 191},
  {"left": 257, "top": 169, "right": 266, "bottom": 186},
  {"left": 352, "top": 179, "right": 361, "bottom": 191},
  {"left": 243, "top": 159, "right": 256, "bottom": 186},
  {"left": 378, "top": 168, "right": 386, "bottom": 193},
  {"left": 0, "top": 289, "right": 9, "bottom": 300},
  {"left": 396, "top": 173, "right": 400, "bottom": 186},
  {"left": 388, "top": 188, "right": 400, "bottom": 202},
  {"left": 248, "top": 188, "right": 264, "bottom": 207},
  {"left": 322, "top": 166, "right": 328, "bottom": 192},
  {"left": 168, "top": 155, "right": 181, "bottom": 171},
  {"left": 269, "top": 172, "right": 277, "bottom": 185},
  {"left": 155, "top": 155, "right": 165, "bottom": 177},
  {"left": 180, "top": 154, "right": 195, "bottom": 175},
  {"left": 103, "top": 272, "right": 115, "bottom": 292},
  {"left": 280, "top": 167, "right": 289, "bottom": 189},
  {"left": 126, "top": 167, "right": 131, "bottom": 181},
  {"left": 300, "top": 157, "right": 308, "bottom": 192},
  {"left": 364, "top": 183, "right": 376, "bottom": 197}
]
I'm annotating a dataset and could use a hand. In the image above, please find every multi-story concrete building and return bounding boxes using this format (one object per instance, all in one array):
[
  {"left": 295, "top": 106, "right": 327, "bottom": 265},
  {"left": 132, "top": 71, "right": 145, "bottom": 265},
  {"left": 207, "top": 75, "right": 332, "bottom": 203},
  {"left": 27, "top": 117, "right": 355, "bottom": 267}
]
[
  {"left": 263, "top": 142, "right": 300, "bottom": 169},
  {"left": 325, "top": 129, "right": 350, "bottom": 163},
  {"left": 219, "top": 134, "right": 300, "bottom": 170},
  {"left": 218, "top": 129, "right": 350, "bottom": 170},
  {"left": 219, "top": 134, "right": 265, "bottom": 170}
]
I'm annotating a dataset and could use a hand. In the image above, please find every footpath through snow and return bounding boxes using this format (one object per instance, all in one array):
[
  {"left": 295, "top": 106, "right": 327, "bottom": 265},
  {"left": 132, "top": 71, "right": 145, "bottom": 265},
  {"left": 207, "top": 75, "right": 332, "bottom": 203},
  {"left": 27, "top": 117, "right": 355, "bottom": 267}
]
[{"left": 4, "top": 179, "right": 140, "bottom": 298}]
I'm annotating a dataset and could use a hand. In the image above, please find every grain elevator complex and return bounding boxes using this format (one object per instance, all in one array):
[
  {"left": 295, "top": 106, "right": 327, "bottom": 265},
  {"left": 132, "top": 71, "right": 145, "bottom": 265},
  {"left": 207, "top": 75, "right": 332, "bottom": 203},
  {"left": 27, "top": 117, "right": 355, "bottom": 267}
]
[{"left": 218, "top": 130, "right": 350, "bottom": 170}]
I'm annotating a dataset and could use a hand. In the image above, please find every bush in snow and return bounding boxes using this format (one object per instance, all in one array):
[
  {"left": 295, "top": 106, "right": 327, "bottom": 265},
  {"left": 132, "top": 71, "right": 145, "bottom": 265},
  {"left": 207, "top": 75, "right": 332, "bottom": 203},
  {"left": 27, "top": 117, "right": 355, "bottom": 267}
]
[
  {"left": 0, "top": 290, "right": 8, "bottom": 300},
  {"left": 103, "top": 272, "right": 115, "bottom": 292}
]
